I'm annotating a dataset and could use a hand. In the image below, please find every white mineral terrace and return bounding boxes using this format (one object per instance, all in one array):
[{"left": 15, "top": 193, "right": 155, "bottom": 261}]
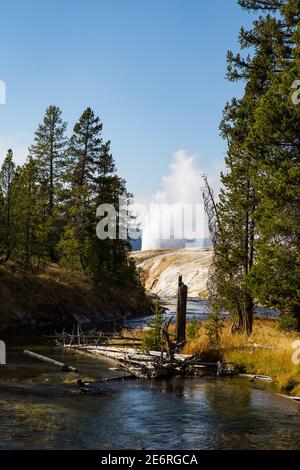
[{"left": 131, "top": 247, "right": 213, "bottom": 297}]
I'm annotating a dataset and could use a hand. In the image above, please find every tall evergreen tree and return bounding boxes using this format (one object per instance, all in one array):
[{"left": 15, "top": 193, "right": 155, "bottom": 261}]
[
  {"left": 0, "top": 188, "right": 5, "bottom": 259},
  {"left": 29, "top": 105, "right": 67, "bottom": 261},
  {"left": 60, "top": 107, "right": 133, "bottom": 280},
  {"left": 60, "top": 107, "right": 103, "bottom": 270},
  {"left": 12, "top": 157, "right": 47, "bottom": 268},
  {"left": 0, "top": 149, "right": 16, "bottom": 262},
  {"left": 246, "top": 27, "right": 300, "bottom": 327},
  {"left": 91, "top": 141, "right": 133, "bottom": 280},
  {"left": 211, "top": 0, "right": 297, "bottom": 334}
]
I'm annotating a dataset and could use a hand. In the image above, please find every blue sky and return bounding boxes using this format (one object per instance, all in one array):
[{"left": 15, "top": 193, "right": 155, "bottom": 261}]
[{"left": 0, "top": 0, "right": 256, "bottom": 197}]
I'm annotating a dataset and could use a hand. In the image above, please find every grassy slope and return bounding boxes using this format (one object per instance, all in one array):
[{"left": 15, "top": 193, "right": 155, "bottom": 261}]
[
  {"left": 0, "top": 264, "right": 151, "bottom": 331},
  {"left": 182, "top": 318, "right": 300, "bottom": 396}
]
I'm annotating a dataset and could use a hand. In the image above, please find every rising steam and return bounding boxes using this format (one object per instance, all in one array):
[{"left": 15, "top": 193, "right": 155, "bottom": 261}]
[{"left": 138, "top": 150, "right": 207, "bottom": 251}]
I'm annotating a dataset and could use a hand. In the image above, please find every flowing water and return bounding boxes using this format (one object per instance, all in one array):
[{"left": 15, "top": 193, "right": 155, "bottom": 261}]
[
  {"left": 127, "top": 297, "right": 278, "bottom": 327},
  {"left": 0, "top": 300, "right": 298, "bottom": 450}
]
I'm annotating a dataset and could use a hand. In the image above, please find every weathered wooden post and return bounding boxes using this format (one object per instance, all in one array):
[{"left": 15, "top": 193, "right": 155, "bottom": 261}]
[{"left": 176, "top": 275, "right": 188, "bottom": 345}]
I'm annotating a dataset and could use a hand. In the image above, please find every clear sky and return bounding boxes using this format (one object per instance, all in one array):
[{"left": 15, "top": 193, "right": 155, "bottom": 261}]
[{"left": 0, "top": 0, "right": 256, "bottom": 198}]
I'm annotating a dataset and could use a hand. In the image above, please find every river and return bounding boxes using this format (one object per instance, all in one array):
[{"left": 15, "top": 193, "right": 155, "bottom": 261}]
[
  {"left": 0, "top": 300, "right": 299, "bottom": 450},
  {"left": 127, "top": 297, "right": 278, "bottom": 327}
]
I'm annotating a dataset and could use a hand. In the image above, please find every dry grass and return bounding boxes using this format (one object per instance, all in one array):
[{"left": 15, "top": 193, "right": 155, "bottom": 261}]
[
  {"left": 134, "top": 318, "right": 300, "bottom": 395},
  {"left": 182, "top": 318, "right": 300, "bottom": 394},
  {"left": 123, "top": 319, "right": 300, "bottom": 396}
]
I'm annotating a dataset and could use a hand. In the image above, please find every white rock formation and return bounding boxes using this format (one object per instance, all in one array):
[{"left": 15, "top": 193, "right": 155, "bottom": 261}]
[{"left": 132, "top": 247, "right": 213, "bottom": 297}]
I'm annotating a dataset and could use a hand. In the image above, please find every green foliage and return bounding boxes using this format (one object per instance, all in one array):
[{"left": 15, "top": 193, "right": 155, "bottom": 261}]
[
  {"left": 280, "top": 376, "right": 299, "bottom": 394},
  {"left": 246, "top": 60, "right": 300, "bottom": 327},
  {"left": 187, "top": 316, "right": 199, "bottom": 340},
  {"left": 56, "top": 226, "right": 82, "bottom": 271},
  {"left": 0, "top": 106, "right": 143, "bottom": 300},
  {"left": 209, "top": 0, "right": 300, "bottom": 333},
  {"left": 29, "top": 105, "right": 67, "bottom": 262},
  {"left": 278, "top": 313, "right": 299, "bottom": 333},
  {"left": 205, "top": 301, "right": 224, "bottom": 346},
  {"left": 142, "top": 302, "right": 164, "bottom": 352},
  {"left": 59, "top": 107, "right": 134, "bottom": 283},
  {"left": 0, "top": 149, "right": 16, "bottom": 262},
  {"left": 12, "top": 157, "right": 48, "bottom": 268}
]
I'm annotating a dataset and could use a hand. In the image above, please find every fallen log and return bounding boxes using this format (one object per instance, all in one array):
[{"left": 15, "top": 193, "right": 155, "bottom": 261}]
[
  {"left": 73, "top": 345, "right": 194, "bottom": 361},
  {"left": 23, "top": 350, "right": 79, "bottom": 373},
  {"left": 239, "top": 373, "right": 273, "bottom": 383},
  {"left": 62, "top": 345, "right": 236, "bottom": 380},
  {"left": 277, "top": 394, "right": 300, "bottom": 402}
]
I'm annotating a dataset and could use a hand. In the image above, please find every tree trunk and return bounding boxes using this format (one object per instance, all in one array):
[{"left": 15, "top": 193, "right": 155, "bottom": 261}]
[
  {"left": 245, "top": 292, "right": 253, "bottom": 336},
  {"left": 176, "top": 275, "right": 188, "bottom": 345}
]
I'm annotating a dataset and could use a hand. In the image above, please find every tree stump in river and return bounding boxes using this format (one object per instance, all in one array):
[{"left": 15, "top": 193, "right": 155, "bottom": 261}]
[{"left": 176, "top": 275, "right": 188, "bottom": 346}]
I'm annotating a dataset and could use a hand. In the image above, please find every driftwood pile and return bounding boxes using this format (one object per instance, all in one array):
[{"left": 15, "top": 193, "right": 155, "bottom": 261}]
[
  {"left": 64, "top": 344, "right": 235, "bottom": 383},
  {"left": 55, "top": 316, "right": 235, "bottom": 382}
]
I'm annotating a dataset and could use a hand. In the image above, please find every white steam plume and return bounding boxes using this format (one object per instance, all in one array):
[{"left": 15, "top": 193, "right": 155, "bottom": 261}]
[{"left": 138, "top": 150, "right": 207, "bottom": 251}]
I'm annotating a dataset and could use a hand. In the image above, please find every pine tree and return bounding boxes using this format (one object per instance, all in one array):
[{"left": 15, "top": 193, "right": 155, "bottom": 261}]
[
  {"left": 29, "top": 105, "right": 67, "bottom": 261},
  {"left": 212, "top": 0, "right": 296, "bottom": 334},
  {"left": 142, "top": 302, "right": 164, "bottom": 352},
  {"left": 245, "top": 23, "right": 300, "bottom": 327},
  {"left": 92, "top": 141, "right": 133, "bottom": 280},
  {"left": 0, "top": 187, "right": 6, "bottom": 260},
  {"left": 60, "top": 107, "right": 103, "bottom": 270},
  {"left": 60, "top": 108, "right": 133, "bottom": 281},
  {"left": 12, "top": 157, "right": 47, "bottom": 268},
  {"left": 0, "top": 149, "right": 16, "bottom": 262}
]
